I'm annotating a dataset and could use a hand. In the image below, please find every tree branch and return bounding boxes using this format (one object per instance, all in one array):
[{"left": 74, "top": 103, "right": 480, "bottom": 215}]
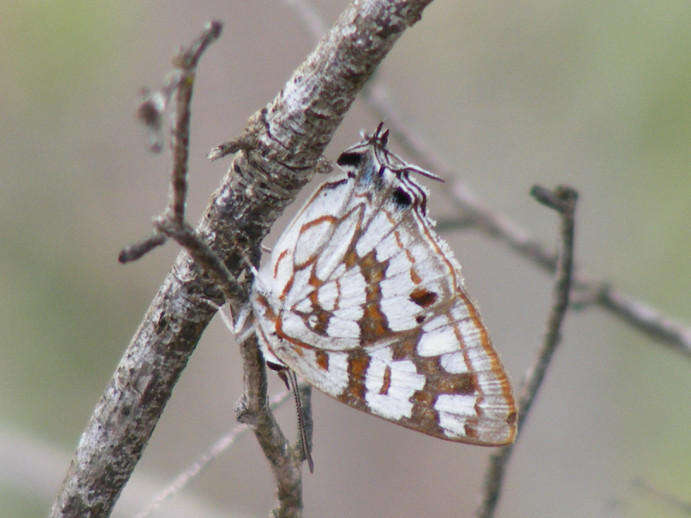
[
  {"left": 50, "top": 2, "right": 435, "bottom": 517},
  {"left": 477, "top": 185, "right": 579, "bottom": 518}
]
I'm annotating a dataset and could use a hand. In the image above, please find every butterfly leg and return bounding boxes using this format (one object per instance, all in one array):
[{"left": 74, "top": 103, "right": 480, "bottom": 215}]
[{"left": 267, "top": 362, "right": 314, "bottom": 473}]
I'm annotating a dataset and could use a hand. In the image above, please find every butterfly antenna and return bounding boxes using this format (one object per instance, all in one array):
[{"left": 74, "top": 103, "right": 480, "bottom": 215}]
[
  {"left": 403, "top": 166, "right": 444, "bottom": 182},
  {"left": 381, "top": 128, "right": 390, "bottom": 146},
  {"left": 287, "top": 369, "right": 314, "bottom": 473}
]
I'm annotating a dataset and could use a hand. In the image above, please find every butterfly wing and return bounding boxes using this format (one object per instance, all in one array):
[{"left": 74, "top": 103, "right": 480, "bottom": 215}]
[{"left": 252, "top": 132, "right": 516, "bottom": 446}]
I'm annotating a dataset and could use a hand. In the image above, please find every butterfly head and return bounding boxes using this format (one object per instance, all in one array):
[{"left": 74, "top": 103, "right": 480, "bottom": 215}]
[{"left": 336, "top": 123, "right": 444, "bottom": 184}]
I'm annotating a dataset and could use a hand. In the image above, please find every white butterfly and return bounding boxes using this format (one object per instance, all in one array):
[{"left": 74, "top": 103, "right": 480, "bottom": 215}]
[{"left": 251, "top": 124, "right": 516, "bottom": 453}]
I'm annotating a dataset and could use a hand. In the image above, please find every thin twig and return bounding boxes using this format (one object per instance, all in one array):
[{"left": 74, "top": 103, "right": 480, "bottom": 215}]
[
  {"left": 118, "top": 232, "right": 167, "bottom": 263},
  {"left": 477, "top": 185, "right": 578, "bottom": 518},
  {"left": 631, "top": 477, "right": 691, "bottom": 515},
  {"left": 135, "top": 389, "right": 293, "bottom": 518},
  {"left": 595, "top": 286, "right": 690, "bottom": 355}
]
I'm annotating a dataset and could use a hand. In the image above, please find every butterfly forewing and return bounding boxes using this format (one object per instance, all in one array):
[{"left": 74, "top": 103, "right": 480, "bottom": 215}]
[{"left": 252, "top": 125, "right": 516, "bottom": 446}]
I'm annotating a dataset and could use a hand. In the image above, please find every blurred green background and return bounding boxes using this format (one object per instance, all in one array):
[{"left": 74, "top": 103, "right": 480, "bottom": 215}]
[{"left": 1, "top": 1, "right": 688, "bottom": 517}]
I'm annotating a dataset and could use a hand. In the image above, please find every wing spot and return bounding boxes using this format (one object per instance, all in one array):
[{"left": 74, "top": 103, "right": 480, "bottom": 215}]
[
  {"left": 415, "top": 315, "right": 425, "bottom": 324},
  {"left": 409, "top": 288, "right": 438, "bottom": 308},
  {"left": 379, "top": 366, "right": 392, "bottom": 395},
  {"left": 347, "top": 353, "right": 370, "bottom": 399},
  {"left": 316, "top": 350, "right": 329, "bottom": 371},
  {"left": 392, "top": 187, "right": 412, "bottom": 208},
  {"left": 344, "top": 250, "right": 358, "bottom": 268},
  {"left": 464, "top": 424, "right": 478, "bottom": 439},
  {"left": 409, "top": 268, "right": 422, "bottom": 285},
  {"left": 362, "top": 304, "right": 388, "bottom": 338}
]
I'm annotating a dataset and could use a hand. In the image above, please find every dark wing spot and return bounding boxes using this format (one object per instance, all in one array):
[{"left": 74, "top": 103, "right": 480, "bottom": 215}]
[
  {"left": 415, "top": 315, "right": 425, "bottom": 324},
  {"left": 409, "top": 288, "right": 438, "bottom": 308},
  {"left": 336, "top": 152, "right": 363, "bottom": 167},
  {"left": 392, "top": 187, "right": 413, "bottom": 208}
]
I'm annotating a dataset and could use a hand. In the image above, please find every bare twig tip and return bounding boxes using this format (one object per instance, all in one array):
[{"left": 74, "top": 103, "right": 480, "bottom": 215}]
[
  {"left": 118, "top": 234, "right": 167, "bottom": 263},
  {"left": 207, "top": 135, "right": 255, "bottom": 161},
  {"left": 173, "top": 20, "right": 224, "bottom": 69},
  {"left": 530, "top": 184, "right": 579, "bottom": 213},
  {"left": 207, "top": 143, "right": 234, "bottom": 161}
]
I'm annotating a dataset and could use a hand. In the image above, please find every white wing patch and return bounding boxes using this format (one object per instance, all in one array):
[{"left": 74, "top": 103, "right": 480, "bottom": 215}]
[
  {"left": 285, "top": 267, "right": 313, "bottom": 305},
  {"left": 435, "top": 394, "right": 479, "bottom": 437},
  {"left": 317, "top": 281, "right": 338, "bottom": 310},
  {"left": 315, "top": 205, "right": 363, "bottom": 280},
  {"left": 417, "top": 324, "right": 458, "bottom": 356},
  {"left": 336, "top": 269, "right": 367, "bottom": 307},
  {"left": 288, "top": 349, "right": 351, "bottom": 396},
  {"left": 440, "top": 351, "right": 469, "bottom": 374},
  {"left": 380, "top": 296, "right": 421, "bottom": 331},
  {"left": 356, "top": 210, "right": 395, "bottom": 257},
  {"left": 365, "top": 347, "right": 426, "bottom": 420},
  {"left": 294, "top": 218, "right": 334, "bottom": 266},
  {"left": 326, "top": 315, "right": 361, "bottom": 339}
]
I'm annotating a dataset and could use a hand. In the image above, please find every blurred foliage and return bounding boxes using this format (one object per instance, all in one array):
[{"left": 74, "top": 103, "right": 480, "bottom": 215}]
[
  {"left": 0, "top": 1, "right": 122, "bottom": 120},
  {"left": 0, "top": 0, "right": 146, "bottom": 455},
  {"left": 0, "top": 487, "right": 45, "bottom": 518}
]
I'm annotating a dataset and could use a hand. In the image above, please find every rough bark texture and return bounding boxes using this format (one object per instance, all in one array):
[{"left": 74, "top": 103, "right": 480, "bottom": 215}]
[{"left": 50, "top": 1, "right": 434, "bottom": 516}]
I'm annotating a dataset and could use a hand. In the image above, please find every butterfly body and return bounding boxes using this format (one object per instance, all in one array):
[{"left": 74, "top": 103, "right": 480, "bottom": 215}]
[{"left": 251, "top": 126, "right": 516, "bottom": 446}]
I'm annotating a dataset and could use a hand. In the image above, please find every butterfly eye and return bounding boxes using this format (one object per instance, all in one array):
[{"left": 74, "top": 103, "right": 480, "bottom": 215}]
[
  {"left": 336, "top": 152, "right": 363, "bottom": 168},
  {"left": 392, "top": 186, "right": 413, "bottom": 208}
]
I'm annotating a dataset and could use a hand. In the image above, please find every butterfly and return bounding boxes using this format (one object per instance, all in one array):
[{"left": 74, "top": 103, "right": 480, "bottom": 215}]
[{"left": 251, "top": 124, "right": 516, "bottom": 463}]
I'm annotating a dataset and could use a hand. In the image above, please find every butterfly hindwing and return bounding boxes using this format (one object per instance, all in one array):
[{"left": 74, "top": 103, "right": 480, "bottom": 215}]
[{"left": 251, "top": 125, "right": 517, "bottom": 446}]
